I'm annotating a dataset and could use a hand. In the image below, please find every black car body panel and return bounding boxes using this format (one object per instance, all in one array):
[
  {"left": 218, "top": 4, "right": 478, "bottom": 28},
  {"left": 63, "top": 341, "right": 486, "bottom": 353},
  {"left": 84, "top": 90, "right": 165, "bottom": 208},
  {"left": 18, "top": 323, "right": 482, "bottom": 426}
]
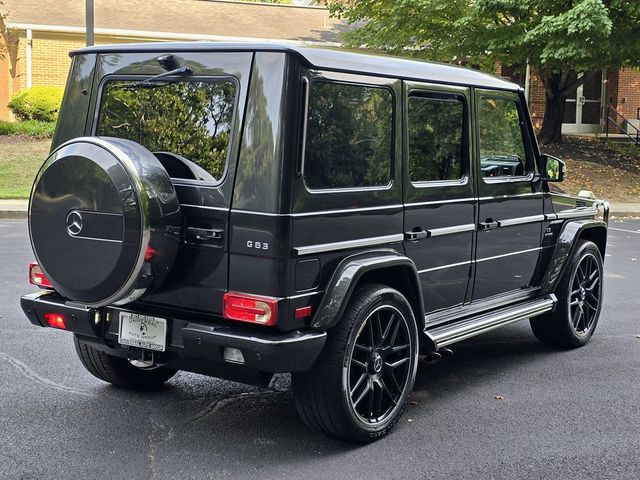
[{"left": 23, "top": 41, "right": 608, "bottom": 389}]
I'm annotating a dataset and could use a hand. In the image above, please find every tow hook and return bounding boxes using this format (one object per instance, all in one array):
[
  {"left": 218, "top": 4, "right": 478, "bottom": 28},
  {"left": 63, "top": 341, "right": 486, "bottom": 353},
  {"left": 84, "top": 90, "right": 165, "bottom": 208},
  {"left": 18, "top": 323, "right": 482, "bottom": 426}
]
[
  {"left": 420, "top": 347, "right": 453, "bottom": 366},
  {"left": 128, "top": 349, "right": 157, "bottom": 369}
]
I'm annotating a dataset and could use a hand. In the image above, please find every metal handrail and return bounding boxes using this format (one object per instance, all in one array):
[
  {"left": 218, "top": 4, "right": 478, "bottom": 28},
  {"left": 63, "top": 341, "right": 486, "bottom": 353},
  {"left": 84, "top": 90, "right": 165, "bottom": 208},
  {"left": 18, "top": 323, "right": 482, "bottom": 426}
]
[{"left": 604, "top": 105, "right": 640, "bottom": 146}]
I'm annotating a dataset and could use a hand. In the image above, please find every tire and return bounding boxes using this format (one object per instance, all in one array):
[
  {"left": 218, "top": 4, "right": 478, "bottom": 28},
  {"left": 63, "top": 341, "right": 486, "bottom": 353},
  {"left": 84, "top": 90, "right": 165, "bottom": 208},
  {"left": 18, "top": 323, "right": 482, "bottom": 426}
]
[
  {"left": 530, "top": 240, "right": 604, "bottom": 348},
  {"left": 73, "top": 335, "right": 178, "bottom": 390},
  {"left": 292, "top": 284, "right": 419, "bottom": 443}
]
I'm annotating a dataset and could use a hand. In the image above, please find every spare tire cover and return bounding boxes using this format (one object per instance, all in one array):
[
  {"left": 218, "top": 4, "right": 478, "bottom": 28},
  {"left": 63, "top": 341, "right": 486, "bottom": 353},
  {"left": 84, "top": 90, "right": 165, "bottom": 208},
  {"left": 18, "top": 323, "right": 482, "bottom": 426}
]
[{"left": 29, "top": 137, "right": 181, "bottom": 307}]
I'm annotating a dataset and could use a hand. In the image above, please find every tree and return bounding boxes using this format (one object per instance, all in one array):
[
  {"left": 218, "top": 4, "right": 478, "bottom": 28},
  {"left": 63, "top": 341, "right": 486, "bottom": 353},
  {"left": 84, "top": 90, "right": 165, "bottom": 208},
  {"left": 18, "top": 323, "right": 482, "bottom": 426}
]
[{"left": 325, "top": 0, "right": 640, "bottom": 144}]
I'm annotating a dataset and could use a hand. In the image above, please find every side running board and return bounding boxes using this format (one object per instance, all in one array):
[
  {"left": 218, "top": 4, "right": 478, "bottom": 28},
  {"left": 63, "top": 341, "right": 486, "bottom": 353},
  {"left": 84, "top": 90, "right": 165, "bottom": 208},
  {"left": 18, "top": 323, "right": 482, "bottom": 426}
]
[{"left": 425, "top": 295, "right": 557, "bottom": 350}]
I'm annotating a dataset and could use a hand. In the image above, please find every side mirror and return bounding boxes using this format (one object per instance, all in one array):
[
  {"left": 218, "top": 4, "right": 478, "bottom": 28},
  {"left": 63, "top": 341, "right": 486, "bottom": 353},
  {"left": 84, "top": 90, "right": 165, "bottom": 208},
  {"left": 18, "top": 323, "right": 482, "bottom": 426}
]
[{"left": 540, "top": 154, "right": 565, "bottom": 182}]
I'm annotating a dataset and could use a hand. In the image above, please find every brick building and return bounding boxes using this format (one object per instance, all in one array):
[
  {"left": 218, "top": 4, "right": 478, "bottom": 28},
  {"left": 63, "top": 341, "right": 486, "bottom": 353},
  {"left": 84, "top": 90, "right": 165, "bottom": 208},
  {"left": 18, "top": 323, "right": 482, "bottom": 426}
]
[
  {"left": 0, "top": 0, "right": 345, "bottom": 120},
  {"left": 498, "top": 65, "right": 640, "bottom": 136}
]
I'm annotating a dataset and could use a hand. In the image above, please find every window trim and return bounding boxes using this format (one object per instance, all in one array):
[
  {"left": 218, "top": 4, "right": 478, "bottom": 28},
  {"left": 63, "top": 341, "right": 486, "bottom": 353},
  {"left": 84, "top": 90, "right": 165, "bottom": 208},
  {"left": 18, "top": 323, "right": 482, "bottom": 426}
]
[
  {"left": 93, "top": 74, "right": 241, "bottom": 188},
  {"left": 301, "top": 78, "right": 396, "bottom": 194},
  {"left": 406, "top": 90, "right": 469, "bottom": 188},
  {"left": 477, "top": 93, "right": 536, "bottom": 185}
]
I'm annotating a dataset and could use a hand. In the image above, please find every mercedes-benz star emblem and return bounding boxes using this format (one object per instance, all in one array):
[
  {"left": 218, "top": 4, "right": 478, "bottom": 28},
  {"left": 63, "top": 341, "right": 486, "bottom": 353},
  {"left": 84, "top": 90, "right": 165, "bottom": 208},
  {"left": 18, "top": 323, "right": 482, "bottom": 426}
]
[{"left": 65, "top": 210, "right": 83, "bottom": 237}]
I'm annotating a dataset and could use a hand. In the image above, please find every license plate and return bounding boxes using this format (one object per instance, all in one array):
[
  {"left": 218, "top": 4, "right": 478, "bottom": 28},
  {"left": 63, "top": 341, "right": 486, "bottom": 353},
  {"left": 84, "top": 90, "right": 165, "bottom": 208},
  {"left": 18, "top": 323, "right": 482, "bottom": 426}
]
[{"left": 118, "top": 312, "right": 167, "bottom": 352}]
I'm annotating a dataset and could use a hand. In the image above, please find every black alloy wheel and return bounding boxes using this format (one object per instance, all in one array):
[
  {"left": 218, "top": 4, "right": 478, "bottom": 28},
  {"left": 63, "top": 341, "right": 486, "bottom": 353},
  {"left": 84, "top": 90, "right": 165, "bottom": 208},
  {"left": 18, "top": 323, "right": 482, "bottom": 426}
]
[
  {"left": 569, "top": 251, "right": 601, "bottom": 336},
  {"left": 292, "top": 284, "right": 419, "bottom": 442},
  {"left": 346, "top": 305, "right": 413, "bottom": 425},
  {"left": 530, "top": 240, "right": 604, "bottom": 348}
]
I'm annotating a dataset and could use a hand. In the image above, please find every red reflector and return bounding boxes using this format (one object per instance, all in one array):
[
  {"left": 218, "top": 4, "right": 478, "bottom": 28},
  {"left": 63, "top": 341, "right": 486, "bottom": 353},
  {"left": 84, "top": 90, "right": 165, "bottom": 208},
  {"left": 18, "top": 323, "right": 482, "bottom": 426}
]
[
  {"left": 144, "top": 246, "right": 157, "bottom": 262},
  {"left": 29, "top": 262, "right": 52, "bottom": 288},
  {"left": 294, "top": 306, "right": 313, "bottom": 319},
  {"left": 223, "top": 292, "right": 278, "bottom": 326},
  {"left": 44, "top": 312, "right": 66, "bottom": 329}
]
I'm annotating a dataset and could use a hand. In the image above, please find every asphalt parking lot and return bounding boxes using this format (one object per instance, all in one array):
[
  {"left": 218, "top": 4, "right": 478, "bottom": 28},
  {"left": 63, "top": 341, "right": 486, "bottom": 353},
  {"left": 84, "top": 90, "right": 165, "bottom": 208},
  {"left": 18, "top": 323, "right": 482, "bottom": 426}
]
[{"left": 1, "top": 219, "right": 639, "bottom": 480}]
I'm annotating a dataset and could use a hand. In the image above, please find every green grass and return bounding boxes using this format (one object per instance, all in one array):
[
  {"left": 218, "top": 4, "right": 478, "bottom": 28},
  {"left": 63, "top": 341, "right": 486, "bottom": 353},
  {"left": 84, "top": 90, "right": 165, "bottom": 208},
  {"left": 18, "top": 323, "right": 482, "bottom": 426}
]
[
  {"left": 0, "top": 120, "right": 56, "bottom": 138},
  {"left": 0, "top": 138, "right": 51, "bottom": 198}
]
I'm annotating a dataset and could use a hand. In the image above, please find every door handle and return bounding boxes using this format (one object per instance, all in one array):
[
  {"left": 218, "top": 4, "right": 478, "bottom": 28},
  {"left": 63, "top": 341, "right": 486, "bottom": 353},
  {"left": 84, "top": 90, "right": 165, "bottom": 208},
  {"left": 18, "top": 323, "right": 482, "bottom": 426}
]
[
  {"left": 405, "top": 229, "right": 430, "bottom": 241},
  {"left": 186, "top": 227, "right": 223, "bottom": 243},
  {"left": 478, "top": 219, "right": 500, "bottom": 231}
]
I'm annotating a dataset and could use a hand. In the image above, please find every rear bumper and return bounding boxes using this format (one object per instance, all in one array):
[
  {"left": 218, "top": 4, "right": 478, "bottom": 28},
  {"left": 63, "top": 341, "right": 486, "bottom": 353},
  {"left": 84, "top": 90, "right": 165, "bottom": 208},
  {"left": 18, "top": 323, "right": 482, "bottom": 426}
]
[{"left": 21, "top": 291, "right": 326, "bottom": 377}]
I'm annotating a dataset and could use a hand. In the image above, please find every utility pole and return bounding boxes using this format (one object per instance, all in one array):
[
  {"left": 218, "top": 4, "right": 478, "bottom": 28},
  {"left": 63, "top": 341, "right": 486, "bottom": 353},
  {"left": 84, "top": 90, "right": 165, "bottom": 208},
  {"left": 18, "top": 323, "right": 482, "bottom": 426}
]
[{"left": 86, "top": 0, "right": 94, "bottom": 46}]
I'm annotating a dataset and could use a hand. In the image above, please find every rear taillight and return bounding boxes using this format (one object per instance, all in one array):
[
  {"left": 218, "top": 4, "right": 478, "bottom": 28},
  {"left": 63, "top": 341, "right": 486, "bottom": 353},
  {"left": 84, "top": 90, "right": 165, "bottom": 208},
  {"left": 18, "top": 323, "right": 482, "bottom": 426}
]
[
  {"left": 43, "top": 312, "right": 66, "bottom": 329},
  {"left": 223, "top": 292, "right": 278, "bottom": 326},
  {"left": 29, "top": 262, "right": 53, "bottom": 288}
]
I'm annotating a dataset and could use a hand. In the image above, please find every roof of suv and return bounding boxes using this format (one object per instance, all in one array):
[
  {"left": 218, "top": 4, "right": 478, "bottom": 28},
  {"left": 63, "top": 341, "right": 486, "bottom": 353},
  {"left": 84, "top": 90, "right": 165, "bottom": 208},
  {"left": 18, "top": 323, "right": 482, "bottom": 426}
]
[{"left": 72, "top": 42, "right": 520, "bottom": 91}]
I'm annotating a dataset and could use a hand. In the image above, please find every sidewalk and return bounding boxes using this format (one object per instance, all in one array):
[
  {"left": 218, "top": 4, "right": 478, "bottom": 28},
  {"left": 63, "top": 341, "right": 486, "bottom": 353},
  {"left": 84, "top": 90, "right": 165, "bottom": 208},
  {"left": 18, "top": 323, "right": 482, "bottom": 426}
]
[{"left": 2, "top": 199, "right": 639, "bottom": 219}]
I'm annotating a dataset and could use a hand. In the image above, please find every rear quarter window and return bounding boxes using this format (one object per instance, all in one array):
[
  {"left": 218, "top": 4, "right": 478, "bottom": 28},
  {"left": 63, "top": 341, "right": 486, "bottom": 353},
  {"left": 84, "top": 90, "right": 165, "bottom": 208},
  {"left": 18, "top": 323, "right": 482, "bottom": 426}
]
[
  {"left": 303, "top": 82, "right": 393, "bottom": 190},
  {"left": 96, "top": 79, "right": 237, "bottom": 182}
]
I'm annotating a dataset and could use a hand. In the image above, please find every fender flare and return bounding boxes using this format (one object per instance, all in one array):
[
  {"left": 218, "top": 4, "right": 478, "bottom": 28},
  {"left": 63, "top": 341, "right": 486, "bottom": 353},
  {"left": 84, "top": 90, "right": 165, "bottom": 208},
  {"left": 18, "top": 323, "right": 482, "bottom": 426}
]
[
  {"left": 540, "top": 219, "right": 607, "bottom": 294},
  {"left": 311, "top": 250, "right": 425, "bottom": 332}
]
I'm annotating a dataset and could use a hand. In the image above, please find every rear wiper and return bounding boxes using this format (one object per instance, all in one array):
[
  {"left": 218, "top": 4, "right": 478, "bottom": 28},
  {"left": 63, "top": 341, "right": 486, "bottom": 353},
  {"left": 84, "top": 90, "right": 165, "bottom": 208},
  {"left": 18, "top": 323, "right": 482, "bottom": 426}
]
[{"left": 120, "top": 66, "right": 193, "bottom": 89}]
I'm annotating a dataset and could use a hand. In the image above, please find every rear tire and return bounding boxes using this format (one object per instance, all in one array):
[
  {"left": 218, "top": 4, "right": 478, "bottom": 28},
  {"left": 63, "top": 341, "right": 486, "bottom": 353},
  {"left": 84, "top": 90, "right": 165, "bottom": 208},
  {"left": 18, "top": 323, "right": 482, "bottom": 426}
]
[
  {"left": 530, "top": 240, "right": 603, "bottom": 348},
  {"left": 292, "top": 284, "right": 419, "bottom": 443},
  {"left": 73, "top": 335, "right": 178, "bottom": 390}
]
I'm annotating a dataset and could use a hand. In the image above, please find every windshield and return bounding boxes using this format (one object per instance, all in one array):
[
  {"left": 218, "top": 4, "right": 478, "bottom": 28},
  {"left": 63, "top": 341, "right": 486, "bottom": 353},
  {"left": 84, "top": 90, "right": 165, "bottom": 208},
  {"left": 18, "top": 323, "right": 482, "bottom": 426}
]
[{"left": 96, "top": 79, "right": 237, "bottom": 182}]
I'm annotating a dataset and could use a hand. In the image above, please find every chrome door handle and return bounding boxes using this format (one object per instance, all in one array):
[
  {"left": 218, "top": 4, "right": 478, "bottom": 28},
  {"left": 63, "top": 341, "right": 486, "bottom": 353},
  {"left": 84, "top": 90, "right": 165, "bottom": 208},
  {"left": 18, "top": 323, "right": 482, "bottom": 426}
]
[
  {"left": 478, "top": 220, "right": 500, "bottom": 231},
  {"left": 405, "top": 229, "right": 430, "bottom": 241},
  {"left": 186, "top": 227, "right": 223, "bottom": 243}
]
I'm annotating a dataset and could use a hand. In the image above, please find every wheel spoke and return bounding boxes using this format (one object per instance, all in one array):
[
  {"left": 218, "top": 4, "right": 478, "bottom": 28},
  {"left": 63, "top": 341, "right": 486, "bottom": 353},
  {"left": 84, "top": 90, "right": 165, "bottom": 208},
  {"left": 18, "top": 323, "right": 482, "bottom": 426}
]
[
  {"left": 374, "top": 312, "right": 383, "bottom": 345},
  {"left": 379, "top": 377, "right": 397, "bottom": 404},
  {"left": 381, "top": 313, "right": 395, "bottom": 343},
  {"left": 386, "top": 317, "right": 401, "bottom": 348},
  {"left": 350, "top": 372, "right": 368, "bottom": 397},
  {"left": 386, "top": 356, "right": 410, "bottom": 369},
  {"left": 354, "top": 343, "right": 370, "bottom": 353},
  {"left": 352, "top": 358, "right": 367, "bottom": 370},
  {"left": 367, "top": 318, "right": 375, "bottom": 347},
  {"left": 384, "top": 369, "right": 402, "bottom": 394},
  {"left": 352, "top": 382, "right": 371, "bottom": 408},
  {"left": 584, "top": 295, "right": 598, "bottom": 311},
  {"left": 368, "top": 382, "right": 375, "bottom": 418},
  {"left": 572, "top": 305, "right": 582, "bottom": 328},
  {"left": 391, "top": 344, "right": 409, "bottom": 354},
  {"left": 373, "top": 382, "right": 383, "bottom": 418},
  {"left": 587, "top": 275, "right": 600, "bottom": 292}
]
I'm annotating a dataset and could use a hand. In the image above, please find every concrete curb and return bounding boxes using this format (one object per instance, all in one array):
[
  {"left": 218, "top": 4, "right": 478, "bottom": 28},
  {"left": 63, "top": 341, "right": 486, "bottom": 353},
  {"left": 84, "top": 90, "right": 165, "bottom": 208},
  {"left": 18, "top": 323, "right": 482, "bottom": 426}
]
[{"left": 0, "top": 211, "right": 27, "bottom": 219}]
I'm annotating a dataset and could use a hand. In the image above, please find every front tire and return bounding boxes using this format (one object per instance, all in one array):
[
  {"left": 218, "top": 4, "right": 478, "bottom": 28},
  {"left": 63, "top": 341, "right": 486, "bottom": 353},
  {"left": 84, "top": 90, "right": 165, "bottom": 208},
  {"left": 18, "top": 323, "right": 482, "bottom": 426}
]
[
  {"left": 74, "top": 335, "right": 178, "bottom": 390},
  {"left": 530, "top": 240, "right": 604, "bottom": 348},
  {"left": 292, "top": 284, "right": 419, "bottom": 442}
]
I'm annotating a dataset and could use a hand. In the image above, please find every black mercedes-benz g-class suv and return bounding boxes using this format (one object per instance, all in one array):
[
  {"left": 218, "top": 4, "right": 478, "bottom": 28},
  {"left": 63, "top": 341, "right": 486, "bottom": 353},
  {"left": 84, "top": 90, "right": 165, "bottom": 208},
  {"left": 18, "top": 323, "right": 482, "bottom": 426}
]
[{"left": 21, "top": 43, "right": 609, "bottom": 442}]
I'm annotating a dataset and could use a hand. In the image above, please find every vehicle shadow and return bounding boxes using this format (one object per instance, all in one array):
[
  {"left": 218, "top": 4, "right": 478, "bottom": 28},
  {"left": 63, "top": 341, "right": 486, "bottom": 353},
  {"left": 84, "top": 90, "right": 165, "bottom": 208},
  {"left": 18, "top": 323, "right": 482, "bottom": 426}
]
[{"left": 93, "top": 323, "right": 566, "bottom": 472}]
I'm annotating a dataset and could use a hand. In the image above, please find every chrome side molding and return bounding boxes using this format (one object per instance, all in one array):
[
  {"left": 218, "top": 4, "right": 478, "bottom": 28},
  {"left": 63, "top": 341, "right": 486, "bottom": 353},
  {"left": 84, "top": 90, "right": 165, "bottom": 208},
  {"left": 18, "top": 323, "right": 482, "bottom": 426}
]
[{"left": 294, "top": 233, "right": 404, "bottom": 256}]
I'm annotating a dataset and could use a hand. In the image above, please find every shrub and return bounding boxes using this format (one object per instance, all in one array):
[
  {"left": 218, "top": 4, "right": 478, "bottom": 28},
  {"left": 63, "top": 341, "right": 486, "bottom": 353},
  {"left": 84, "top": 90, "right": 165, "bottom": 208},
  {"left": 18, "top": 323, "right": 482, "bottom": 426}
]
[
  {"left": 8, "top": 86, "right": 64, "bottom": 122},
  {"left": 0, "top": 120, "right": 56, "bottom": 138}
]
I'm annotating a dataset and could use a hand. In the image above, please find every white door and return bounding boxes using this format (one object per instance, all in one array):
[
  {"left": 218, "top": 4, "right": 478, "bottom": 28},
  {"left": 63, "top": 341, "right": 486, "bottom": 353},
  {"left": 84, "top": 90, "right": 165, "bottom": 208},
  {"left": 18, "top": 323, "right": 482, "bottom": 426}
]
[{"left": 562, "top": 71, "right": 604, "bottom": 134}]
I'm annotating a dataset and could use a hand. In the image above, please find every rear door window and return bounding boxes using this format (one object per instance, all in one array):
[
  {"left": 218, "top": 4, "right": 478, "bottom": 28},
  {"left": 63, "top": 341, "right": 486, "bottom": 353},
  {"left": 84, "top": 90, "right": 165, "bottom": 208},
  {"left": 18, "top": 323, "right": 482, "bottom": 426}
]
[
  {"left": 408, "top": 94, "right": 465, "bottom": 183},
  {"left": 303, "top": 82, "right": 393, "bottom": 190},
  {"left": 97, "top": 79, "right": 237, "bottom": 182}
]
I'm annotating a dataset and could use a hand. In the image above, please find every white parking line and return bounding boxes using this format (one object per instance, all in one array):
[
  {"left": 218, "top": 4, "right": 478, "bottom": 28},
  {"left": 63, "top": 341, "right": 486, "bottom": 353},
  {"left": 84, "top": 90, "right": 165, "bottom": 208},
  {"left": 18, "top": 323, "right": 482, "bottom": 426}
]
[{"left": 610, "top": 227, "right": 640, "bottom": 235}]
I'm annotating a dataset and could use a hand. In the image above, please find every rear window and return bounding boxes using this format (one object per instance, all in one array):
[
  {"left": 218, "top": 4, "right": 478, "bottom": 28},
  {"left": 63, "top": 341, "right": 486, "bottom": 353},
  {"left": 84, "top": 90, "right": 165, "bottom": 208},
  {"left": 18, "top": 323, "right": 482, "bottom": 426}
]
[
  {"left": 96, "top": 79, "right": 237, "bottom": 182},
  {"left": 303, "top": 82, "right": 393, "bottom": 190}
]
